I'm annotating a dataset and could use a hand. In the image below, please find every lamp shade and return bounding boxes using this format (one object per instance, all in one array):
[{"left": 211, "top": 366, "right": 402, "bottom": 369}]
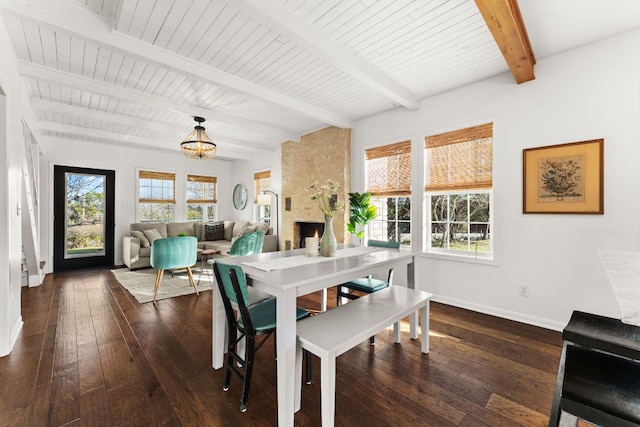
[
  {"left": 181, "top": 117, "right": 216, "bottom": 159},
  {"left": 256, "top": 193, "right": 272, "bottom": 205}
]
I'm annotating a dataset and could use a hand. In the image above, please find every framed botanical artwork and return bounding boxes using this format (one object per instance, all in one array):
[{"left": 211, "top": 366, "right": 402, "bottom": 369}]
[{"left": 523, "top": 139, "right": 604, "bottom": 214}]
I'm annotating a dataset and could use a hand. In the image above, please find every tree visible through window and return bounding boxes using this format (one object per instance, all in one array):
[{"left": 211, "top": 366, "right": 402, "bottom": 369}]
[
  {"left": 138, "top": 170, "right": 175, "bottom": 222},
  {"left": 365, "top": 141, "right": 412, "bottom": 246},
  {"left": 425, "top": 123, "right": 493, "bottom": 257},
  {"left": 254, "top": 170, "right": 271, "bottom": 224},
  {"left": 186, "top": 174, "right": 217, "bottom": 221}
]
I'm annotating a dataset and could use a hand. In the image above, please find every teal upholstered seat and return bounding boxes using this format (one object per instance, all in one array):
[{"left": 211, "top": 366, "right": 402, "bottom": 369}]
[
  {"left": 336, "top": 239, "right": 401, "bottom": 344},
  {"left": 227, "top": 230, "right": 265, "bottom": 256},
  {"left": 150, "top": 236, "right": 198, "bottom": 302},
  {"left": 213, "top": 262, "right": 311, "bottom": 412}
]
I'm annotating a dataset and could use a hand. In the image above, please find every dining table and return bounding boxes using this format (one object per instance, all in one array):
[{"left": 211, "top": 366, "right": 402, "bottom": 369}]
[{"left": 211, "top": 246, "right": 417, "bottom": 426}]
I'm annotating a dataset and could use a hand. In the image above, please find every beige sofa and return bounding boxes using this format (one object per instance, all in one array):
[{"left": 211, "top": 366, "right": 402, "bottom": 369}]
[{"left": 122, "top": 220, "right": 276, "bottom": 270}]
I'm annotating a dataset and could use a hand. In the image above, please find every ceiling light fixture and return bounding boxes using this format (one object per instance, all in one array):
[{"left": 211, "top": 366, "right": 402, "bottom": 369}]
[{"left": 181, "top": 116, "right": 216, "bottom": 160}]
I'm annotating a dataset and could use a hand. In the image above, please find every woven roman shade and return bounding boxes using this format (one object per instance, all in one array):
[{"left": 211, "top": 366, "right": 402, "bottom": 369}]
[
  {"left": 424, "top": 123, "right": 493, "bottom": 192},
  {"left": 187, "top": 174, "right": 217, "bottom": 203},
  {"left": 254, "top": 170, "right": 271, "bottom": 202},
  {"left": 138, "top": 170, "right": 176, "bottom": 203},
  {"left": 365, "top": 140, "right": 412, "bottom": 197}
]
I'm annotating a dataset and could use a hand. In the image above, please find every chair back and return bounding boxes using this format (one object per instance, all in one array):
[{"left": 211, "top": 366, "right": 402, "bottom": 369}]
[
  {"left": 367, "top": 239, "right": 400, "bottom": 249},
  {"left": 228, "top": 231, "right": 266, "bottom": 256},
  {"left": 213, "top": 262, "right": 254, "bottom": 334},
  {"left": 150, "top": 236, "right": 198, "bottom": 270}
]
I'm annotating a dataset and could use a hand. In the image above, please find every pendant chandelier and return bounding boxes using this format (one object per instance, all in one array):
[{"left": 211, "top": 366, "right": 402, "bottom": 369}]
[{"left": 181, "top": 117, "right": 216, "bottom": 160}]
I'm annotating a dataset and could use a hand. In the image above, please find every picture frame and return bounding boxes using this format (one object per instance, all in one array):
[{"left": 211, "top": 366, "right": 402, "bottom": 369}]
[{"left": 523, "top": 139, "right": 604, "bottom": 214}]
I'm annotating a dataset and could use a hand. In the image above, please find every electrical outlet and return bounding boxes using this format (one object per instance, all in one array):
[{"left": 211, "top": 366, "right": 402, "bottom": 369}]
[{"left": 518, "top": 284, "right": 530, "bottom": 298}]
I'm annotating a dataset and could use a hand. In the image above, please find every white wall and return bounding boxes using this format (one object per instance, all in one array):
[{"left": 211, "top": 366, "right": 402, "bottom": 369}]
[
  {"left": 229, "top": 148, "right": 281, "bottom": 233},
  {"left": 39, "top": 140, "right": 235, "bottom": 272},
  {"left": 0, "top": 17, "right": 31, "bottom": 355},
  {"left": 352, "top": 28, "right": 640, "bottom": 331}
]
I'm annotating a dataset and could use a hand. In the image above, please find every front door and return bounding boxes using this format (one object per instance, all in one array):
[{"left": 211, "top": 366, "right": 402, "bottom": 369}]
[{"left": 53, "top": 165, "right": 115, "bottom": 272}]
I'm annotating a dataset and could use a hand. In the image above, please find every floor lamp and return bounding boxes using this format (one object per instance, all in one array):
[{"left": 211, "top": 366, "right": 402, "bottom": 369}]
[{"left": 258, "top": 189, "right": 279, "bottom": 251}]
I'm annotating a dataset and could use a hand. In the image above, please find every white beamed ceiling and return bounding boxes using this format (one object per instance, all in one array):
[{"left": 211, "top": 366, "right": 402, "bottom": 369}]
[{"left": 1, "top": 0, "right": 640, "bottom": 160}]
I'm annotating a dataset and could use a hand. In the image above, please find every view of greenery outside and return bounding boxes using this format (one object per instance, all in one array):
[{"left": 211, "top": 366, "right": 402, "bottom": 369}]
[
  {"left": 186, "top": 179, "right": 216, "bottom": 221},
  {"left": 187, "top": 204, "right": 216, "bottom": 221},
  {"left": 66, "top": 174, "right": 105, "bottom": 257},
  {"left": 430, "top": 192, "right": 490, "bottom": 254},
  {"left": 368, "top": 197, "right": 411, "bottom": 246},
  {"left": 257, "top": 205, "right": 271, "bottom": 224},
  {"left": 139, "top": 203, "right": 175, "bottom": 222}
]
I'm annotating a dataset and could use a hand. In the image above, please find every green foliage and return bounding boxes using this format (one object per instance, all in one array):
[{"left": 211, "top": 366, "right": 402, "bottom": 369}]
[
  {"left": 347, "top": 192, "right": 377, "bottom": 239},
  {"left": 177, "top": 232, "right": 187, "bottom": 237}
]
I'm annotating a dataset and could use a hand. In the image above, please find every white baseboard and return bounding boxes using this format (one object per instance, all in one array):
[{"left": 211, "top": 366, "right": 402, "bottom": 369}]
[
  {"left": 432, "top": 295, "right": 566, "bottom": 332},
  {"left": 2, "top": 316, "right": 24, "bottom": 357}
]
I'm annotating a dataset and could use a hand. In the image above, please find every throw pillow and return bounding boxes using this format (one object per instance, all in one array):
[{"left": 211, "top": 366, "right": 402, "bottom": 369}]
[
  {"left": 223, "top": 221, "right": 235, "bottom": 241},
  {"left": 131, "top": 230, "right": 150, "bottom": 248},
  {"left": 240, "top": 225, "right": 257, "bottom": 236},
  {"left": 142, "top": 229, "right": 163, "bottom": 245},
  {"left": 204, "top": 223, "right": 225, "bottom": 241},
  {"left": 254, "top": 222, "right": 269, "bottom": 233}
]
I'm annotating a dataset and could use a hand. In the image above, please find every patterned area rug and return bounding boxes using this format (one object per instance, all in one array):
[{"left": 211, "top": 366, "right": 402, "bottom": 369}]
[{"left": 111, "top": 266, "right": 214, "bottom": 304}]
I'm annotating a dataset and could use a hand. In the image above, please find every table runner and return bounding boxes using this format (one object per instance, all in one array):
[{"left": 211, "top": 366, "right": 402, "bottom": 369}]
[{"left": 242, "top": 246, "right": 375, "bottom": 272}]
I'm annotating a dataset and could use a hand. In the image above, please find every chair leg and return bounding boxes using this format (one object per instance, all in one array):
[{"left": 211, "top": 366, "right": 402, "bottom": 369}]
[
  {"left": 305, "top": 350, "right": 313, "bottom": 384},
  {"left": 240, "top": 336, "right": 256, "bottom": 412},
  {"left": 153, "top": 269, "right": 164, "bottom": 302},
  {"left": 223, "top": 327, "right": 238, "bottom": 392},
  {"left": 369, "top": 335, "right": 375, "bottom": 345},
  {"left": 186, "top": 266, "right": 199, "bottom": 295}
]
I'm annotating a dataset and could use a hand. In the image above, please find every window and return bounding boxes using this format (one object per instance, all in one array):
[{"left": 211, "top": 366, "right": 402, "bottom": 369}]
[
  {"left": 425, "top": 123, "right": 493, "bottom": 257},
  {"left": 138, "top": 170, "right": 176, "bottom": 222},
  {"left": 186, "top": 174, "right": 217, "bottom": 221},
  {"left": 365, "top": 141, "right": 412, "bottom": 246},
  {"left": 254, "top": 170, "right": 271, "bottom": 224}
]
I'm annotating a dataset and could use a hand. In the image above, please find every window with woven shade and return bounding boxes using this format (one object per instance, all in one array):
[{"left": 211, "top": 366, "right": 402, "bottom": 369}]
[
  {"left": 424, "top": 123, "right": 493, "bottom": 258},
  {"left": 254, "top": 170, "right": 271, "bottom": 223},
  {"left": 365, "top": 141, "right": 412, "bottom": 246},
  {"left": 186, "top": 174, "right": 217, "bottom": 222},
  {"left": 138, "top": 170, "right": 176, "bottom": 222}
]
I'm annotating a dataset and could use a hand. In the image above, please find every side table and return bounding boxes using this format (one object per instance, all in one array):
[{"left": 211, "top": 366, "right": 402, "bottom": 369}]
[{"left": 198, "top": 249, "right": 221, "bottom": 285}]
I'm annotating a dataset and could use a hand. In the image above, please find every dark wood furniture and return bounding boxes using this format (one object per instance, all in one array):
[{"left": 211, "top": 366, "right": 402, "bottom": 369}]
[{"left": 549, "top": 310, "right": 640, "bottom": 427}]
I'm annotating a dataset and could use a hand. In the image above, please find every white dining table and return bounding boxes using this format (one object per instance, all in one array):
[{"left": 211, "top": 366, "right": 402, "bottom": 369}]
[{"left": 211, "top": 246, "right": 417, "bottom": 426}]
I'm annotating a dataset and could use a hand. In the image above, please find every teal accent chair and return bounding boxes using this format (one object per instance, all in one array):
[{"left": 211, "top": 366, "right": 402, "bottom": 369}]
[
  {"left": 227, "top": 230, "right": 265, "bottom": 256},
  {"left": 213, "top": 262, "right": 312, "bottom": 412},
  {"left": 336, "top": 239, "right": 401, "bottom": 344},
  {"left": 150, "top": 236, "right": 198, "bottom": 302}
]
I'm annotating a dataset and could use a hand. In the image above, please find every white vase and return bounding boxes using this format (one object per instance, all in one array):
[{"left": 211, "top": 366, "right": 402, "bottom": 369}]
[{"left": 320, "top": 216, "right": 337, "bottom": 257}]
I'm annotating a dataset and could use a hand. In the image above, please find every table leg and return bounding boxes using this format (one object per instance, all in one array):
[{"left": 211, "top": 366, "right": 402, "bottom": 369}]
[
  {"left": 276, "top": 289, "right": 298, "bottom": 426},
  {"left": 320, "top": 288, "right": 327, "bottom": 312},
  {"left": 421, "top": 302, "right": 429, "bottom": 354},
  {"left": 407, "top": 262, "right": 419, "bottom": 339},
  {"left": 212, "top": 284, "right": 226, "bottom": 369}
]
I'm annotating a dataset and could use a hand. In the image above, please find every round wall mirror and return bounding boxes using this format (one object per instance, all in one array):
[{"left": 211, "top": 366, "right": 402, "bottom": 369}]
[{"left": 233, "top": 184, "right": 248, "bottom": 210}]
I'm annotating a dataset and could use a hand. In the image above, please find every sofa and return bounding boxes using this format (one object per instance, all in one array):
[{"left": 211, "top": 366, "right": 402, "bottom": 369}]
[{"left": 122, "top": 220, "right": 276, "bottom": 270}]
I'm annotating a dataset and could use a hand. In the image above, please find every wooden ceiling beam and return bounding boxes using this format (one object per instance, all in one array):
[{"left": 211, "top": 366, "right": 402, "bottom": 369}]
[{"left": 475, "top": 0, "right": 536, "bottom": 83}]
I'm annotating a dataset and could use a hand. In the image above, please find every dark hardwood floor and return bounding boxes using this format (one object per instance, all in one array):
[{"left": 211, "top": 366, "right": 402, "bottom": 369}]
[{"left": 1, "top": 269, "right": 569, "bottom": 426}]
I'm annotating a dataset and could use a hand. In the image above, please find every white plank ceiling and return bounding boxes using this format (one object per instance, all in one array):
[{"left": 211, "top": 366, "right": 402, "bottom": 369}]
[{"left": 1, "top": 0, "right": 640, "bottom": 160}]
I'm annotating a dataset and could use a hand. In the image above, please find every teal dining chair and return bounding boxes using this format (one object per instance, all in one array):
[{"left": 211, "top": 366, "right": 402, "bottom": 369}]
[
  {"left": 227, "top": 230, "right": 265, "bottom": 256},
  {"left": 336, "top": 239, "right": 401, "bottom": 343},
  {"left": 150, "top": 236, "right": 198, "bottom": 302},
  {"left": 213, "top": 261, "right": 312, "bottom": 412},
  {"left": 208, "top": 230, "right": 270, "bottom": 306}
]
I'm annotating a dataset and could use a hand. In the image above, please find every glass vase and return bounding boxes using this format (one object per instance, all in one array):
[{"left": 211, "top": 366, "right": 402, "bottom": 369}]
[{"left": 320, "top": 216, "right": 337, "bottom": 257}]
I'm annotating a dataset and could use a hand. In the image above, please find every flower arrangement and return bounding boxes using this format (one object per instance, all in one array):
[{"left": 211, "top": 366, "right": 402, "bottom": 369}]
[{"left": 307, "top": 180, "right": 343, "bottom": 217}]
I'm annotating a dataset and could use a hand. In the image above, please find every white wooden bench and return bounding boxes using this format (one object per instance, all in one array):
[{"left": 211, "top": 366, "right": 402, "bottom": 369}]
[{"left": 294, "top": 286, "right": 434, "bottom": 427}]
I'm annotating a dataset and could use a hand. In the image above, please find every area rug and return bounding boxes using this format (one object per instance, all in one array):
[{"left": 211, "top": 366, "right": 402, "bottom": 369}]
[{"left": 111, "top": 267, "right": 214, "bottom": 304}]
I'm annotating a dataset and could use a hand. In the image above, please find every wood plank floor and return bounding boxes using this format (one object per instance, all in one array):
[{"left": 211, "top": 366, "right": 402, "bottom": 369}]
[{"left": 1, "top": 269, "right": 569, "bottom": 426}]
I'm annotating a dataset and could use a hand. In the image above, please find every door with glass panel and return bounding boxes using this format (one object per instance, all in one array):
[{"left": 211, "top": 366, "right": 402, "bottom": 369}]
[{"left": 53, "top": 165, "right": 115, "bottom": 272}]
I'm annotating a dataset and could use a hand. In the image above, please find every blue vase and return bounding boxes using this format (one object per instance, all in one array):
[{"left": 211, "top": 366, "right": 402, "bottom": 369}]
[{"left": 320, "top": 216, "right": 337, "bottom": 257}]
